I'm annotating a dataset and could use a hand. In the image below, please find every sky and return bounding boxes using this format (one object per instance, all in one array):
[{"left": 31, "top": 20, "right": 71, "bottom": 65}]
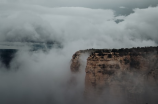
[
  {"left": 0, "top": 0, "right": 158, "bottom": 104},
  {"left": 1, "top": 0, "right": 158, "bottom": 15}
]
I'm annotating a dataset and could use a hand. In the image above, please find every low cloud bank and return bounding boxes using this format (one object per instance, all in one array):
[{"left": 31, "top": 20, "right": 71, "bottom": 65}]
[{"left": 0, "top": 3, "right": 158, "bottom": 104}]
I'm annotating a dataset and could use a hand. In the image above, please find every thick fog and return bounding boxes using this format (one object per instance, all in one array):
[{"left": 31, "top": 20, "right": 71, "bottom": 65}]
[{"left": 0, "top": 1, "right": 158, "bottom": 104}]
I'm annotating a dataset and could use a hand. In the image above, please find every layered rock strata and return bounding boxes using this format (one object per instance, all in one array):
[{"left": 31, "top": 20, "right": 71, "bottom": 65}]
[{"left": 71, "top": 47, "right": 158, "bottom": 104}]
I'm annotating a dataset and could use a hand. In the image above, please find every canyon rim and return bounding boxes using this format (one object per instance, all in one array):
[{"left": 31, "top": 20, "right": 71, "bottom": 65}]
[{"left": 71, "top": 46, "right": 158, "bottom": 104}]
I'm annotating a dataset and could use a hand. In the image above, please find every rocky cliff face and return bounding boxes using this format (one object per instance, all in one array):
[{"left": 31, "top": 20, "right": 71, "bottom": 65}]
[{"left": 71, "top": 47, "right": 158, "bottom": 104}]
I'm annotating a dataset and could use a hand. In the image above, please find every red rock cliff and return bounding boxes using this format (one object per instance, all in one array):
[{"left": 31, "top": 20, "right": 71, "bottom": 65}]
[{"left": 71, "top": 47, "right": 158, "bottom": 104}]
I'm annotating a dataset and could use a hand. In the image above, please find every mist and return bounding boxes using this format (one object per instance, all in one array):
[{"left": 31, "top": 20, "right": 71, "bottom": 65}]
[{"left": 0, "top": 1, "right": 158, "bottom": 104}]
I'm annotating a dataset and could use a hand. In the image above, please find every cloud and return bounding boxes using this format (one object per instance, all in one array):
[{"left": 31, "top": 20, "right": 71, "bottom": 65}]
[
  {"left": 0, "top": 2, "right": 158, "bottom": 104},
  {"left": 1, "top": 0, "right": 158, "bottom": 15},
  {"left": 119, "top": 6, "right": 126, "bottom": 9},
  {"left": 121, "top": 6, "right": 158, "bottom": 44},
  {"left": 2, "top": 0, "right": 158, "bottom": 8}
]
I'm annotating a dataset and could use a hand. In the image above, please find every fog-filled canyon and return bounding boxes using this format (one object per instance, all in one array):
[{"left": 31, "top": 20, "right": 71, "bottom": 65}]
[{"left": 0, "top": 1, "right": 158, "bottom": 104}]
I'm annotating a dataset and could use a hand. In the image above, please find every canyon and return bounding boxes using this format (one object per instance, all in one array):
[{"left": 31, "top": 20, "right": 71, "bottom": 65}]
[
  {"left": 1, "top": 45, "right": 158, "bottom": 104},
  {"left": 71, "top": 47, "right": 158, "bottom": 104},
  {"left": 0, "top": 42, "right": 55, "bottom": 68}
]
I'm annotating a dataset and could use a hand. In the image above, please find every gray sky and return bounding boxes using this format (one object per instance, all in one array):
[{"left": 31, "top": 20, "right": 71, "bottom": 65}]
[{"left": 1, "top": 0, "right": 158, "bottom": 15}]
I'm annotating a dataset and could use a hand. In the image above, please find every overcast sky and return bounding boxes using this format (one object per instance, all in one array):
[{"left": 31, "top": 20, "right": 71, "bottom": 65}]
[{"left": 1, "top": 0, "right": 158, "bottom": 15}]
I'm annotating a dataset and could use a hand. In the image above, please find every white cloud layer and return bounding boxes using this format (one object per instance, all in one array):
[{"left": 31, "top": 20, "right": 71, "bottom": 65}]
[
  {"left": 0, "top": 3, "right": 157, "bottom": 48},
  {"left": 0, "top": 2, "right": 158, "bottom": 104}
]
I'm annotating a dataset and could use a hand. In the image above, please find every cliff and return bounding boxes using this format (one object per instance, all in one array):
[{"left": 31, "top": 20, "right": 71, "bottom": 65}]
[{"left": 71, "top": 47, "right": 158, "bottom": 104}]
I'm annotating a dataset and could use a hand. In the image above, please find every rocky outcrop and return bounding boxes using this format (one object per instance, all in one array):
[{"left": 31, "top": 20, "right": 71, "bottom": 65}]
[
  {"left": 71, "top": 49, "right": 95, "bottom": 72},
  {"left": 71, "top": 47, "right": 158, "bottom": 104}
]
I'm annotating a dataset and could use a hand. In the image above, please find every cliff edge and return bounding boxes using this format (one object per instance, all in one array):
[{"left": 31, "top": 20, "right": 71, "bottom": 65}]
[{"left": 71, "top": 46, "right": 158, "bottom": 104}]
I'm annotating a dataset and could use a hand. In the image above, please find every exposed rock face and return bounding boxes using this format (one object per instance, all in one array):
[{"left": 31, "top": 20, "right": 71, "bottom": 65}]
[
  {"left": 71, "top": 47, "right": 158, "bottom": 104},
  {"left": 71, "top": 50, "right": 94, "bottom": 72},
  {"left": 71, "top": 51, "right": 81, "bottom": 72}
]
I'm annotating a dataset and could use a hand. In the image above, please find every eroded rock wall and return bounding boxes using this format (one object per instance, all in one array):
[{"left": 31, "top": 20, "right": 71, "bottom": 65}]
[{"left": 71, "top": 47, "right": 158, "bottom": 104}]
